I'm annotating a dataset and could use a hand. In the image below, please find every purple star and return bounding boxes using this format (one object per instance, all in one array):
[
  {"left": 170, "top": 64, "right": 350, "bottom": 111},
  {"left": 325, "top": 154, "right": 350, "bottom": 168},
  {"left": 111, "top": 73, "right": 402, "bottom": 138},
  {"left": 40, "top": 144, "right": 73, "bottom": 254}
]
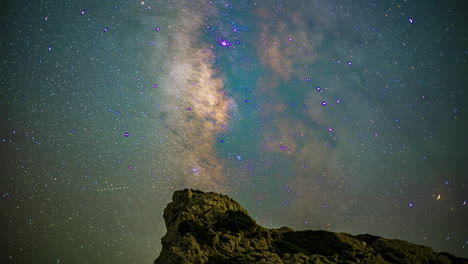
[{"left": 218, "top": 39, "right": 231, "bottom": 47}]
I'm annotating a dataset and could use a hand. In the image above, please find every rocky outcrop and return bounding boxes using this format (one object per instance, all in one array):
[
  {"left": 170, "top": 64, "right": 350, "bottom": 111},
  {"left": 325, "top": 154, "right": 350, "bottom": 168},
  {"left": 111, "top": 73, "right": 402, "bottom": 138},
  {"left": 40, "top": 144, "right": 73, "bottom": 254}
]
[{"left": 154, "top": 189, "right": 467, "bottom": 264}]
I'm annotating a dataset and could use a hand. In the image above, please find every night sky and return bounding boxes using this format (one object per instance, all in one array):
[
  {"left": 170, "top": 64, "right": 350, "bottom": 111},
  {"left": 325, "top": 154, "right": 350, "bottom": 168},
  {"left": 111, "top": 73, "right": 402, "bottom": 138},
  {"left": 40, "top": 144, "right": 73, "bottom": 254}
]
[{"left": 1, "top": 0, "right": 467, "bottom": 263}]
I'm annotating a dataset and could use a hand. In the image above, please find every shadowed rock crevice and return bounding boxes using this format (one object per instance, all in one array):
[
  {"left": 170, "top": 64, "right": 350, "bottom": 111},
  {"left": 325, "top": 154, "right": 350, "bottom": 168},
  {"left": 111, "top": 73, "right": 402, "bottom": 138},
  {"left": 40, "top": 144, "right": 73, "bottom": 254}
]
[{"left": 154, "top": 189, "right": 468, "bottom": 264}]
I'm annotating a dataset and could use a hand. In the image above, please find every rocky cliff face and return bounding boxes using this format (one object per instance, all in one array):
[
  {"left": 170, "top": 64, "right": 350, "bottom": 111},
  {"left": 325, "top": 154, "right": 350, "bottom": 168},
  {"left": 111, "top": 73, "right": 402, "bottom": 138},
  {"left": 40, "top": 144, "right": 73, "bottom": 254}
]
[{"left": 154, "top": 189, "right": 467, "bottom": 264}]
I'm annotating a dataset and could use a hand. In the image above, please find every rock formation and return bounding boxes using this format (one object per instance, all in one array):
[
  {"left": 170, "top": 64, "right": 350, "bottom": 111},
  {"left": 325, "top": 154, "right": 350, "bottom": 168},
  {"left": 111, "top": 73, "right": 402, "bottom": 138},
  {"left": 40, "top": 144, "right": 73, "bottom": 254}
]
[{"left": 154, "top": 189, "right": 467, "bottom": 264}]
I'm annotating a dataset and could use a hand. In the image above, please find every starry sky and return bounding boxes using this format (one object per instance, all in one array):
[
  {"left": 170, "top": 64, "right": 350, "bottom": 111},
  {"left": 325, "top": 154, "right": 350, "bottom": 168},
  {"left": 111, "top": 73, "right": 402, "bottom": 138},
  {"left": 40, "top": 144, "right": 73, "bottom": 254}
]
[{"left": 1, "top": 0, "right": 467, "bottom": 263}]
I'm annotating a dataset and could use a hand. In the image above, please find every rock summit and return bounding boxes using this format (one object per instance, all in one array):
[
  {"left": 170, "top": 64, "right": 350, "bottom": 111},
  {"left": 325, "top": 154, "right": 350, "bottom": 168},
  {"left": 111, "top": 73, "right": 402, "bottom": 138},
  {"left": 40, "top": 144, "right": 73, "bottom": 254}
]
[{"left": 155, "top": 189, "right": 467, "bottom": 264}]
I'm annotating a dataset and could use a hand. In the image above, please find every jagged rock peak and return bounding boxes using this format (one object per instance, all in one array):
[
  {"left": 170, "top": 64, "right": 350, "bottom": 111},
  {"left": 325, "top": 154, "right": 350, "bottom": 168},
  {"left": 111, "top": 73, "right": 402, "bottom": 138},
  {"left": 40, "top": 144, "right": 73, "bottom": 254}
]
[{"left": 155, "top": 189, "right": 468, "bottom": 264}]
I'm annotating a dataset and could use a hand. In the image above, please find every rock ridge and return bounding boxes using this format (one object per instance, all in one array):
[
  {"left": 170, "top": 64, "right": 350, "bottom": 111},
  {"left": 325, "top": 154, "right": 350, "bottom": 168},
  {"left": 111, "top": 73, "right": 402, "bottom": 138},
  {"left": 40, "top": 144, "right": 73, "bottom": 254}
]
[{"left": 154, "top": 189, "right": 467, "bottom": 264}]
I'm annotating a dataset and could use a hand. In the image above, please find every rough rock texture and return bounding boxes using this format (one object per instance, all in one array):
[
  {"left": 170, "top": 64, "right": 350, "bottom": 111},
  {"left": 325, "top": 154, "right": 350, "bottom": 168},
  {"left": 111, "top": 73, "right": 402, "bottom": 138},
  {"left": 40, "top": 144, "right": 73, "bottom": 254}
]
[{"left": 155, "top": 189, "right": 467, "bottom": 264}]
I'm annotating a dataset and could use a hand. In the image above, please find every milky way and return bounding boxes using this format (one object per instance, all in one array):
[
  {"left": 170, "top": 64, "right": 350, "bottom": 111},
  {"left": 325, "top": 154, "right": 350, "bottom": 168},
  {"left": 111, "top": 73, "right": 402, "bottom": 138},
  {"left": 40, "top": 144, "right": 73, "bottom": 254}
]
[{"left": 1, "top": 0, "right": 467, "bottom": 263}]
